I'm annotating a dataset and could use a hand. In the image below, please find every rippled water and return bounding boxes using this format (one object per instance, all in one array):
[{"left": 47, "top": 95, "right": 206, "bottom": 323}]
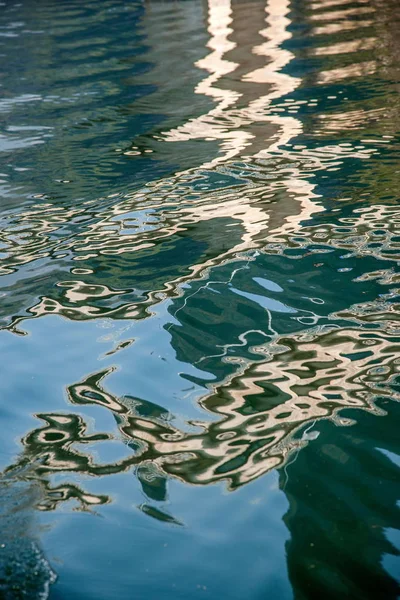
[{"left": 0, "top": 0, "right": 400, "bottom": 598}]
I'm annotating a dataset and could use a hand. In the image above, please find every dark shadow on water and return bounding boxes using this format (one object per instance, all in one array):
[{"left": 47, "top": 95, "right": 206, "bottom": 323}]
[
  {"left": 0, "top": 467, "right": 56, "bottom": 600},
  {"left": 282, "top": 399, "right": 400, "bottom": 600}
]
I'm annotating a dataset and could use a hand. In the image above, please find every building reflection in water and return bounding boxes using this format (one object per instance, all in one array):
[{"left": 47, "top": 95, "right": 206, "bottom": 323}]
[{"left": 1, "top": 0, "right": 400, "bottom": 598}]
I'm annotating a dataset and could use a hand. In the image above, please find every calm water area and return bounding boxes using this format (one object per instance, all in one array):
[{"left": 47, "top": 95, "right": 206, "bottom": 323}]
[{"left": 0, "top": 0, "right": 400, "bottom": 598}]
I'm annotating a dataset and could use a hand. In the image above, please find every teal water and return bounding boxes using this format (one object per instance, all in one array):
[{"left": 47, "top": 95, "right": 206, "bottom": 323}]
[{"left": 0, "top": 0, "right": 400, "bottom": 598}]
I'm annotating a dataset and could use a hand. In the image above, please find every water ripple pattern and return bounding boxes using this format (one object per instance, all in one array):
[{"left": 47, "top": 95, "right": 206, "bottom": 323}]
[{"left": 0, "top": 0, "right": 399, "bottom": 598}]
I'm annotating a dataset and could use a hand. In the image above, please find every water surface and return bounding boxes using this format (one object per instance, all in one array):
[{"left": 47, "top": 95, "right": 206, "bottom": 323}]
[{"left": 0, "top": 0, "right": 400, "bottom": 598}]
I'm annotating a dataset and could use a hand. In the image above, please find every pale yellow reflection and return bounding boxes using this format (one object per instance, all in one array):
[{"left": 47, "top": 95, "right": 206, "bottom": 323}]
[
  {"left": 61, "top": 323, "right": 399, "bottom": 489},
  {"left": 317, "top": 60, "right": 376, "bottom": 84},
  {"left": 311, "top": 37, "right": 376, "bottom": 56},
  {"left": 312, "top": 20, "right": 373, "bottom": 35},
  {"left": 310, "top": 0, "right": 370, "bottom": 8},
  {"left": 309, "top": 6, "right": 375, "bottom": 21},
  {"left": 194, "top": 0, "right": 237, "bottom": 109},
  {"left": 62, "top": 0, "right": 309, "bottom": 275},
  {"left": 162, "top": 0, "right": 301, "bottom": 165},
  {"left": 3, "top": 0, "right": 386, "bottom": 328},
  {"left": 316, "top": 107, "right": 385, "bottom": 133}
]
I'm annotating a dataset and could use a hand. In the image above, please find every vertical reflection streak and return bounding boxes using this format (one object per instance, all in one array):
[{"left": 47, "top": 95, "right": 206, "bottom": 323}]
[
  {"left": 195, "top": 0, "right": 237, "bottom": 110},
  {"left": 163, "top": 0, "right": 303, "bottom": 164}
]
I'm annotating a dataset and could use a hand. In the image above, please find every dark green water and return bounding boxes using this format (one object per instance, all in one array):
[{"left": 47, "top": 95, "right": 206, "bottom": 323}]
[{"left": 0, "top": 0, "right": 399, "bottom": 598}]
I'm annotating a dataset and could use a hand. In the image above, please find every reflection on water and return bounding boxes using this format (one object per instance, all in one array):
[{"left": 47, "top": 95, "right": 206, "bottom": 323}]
[{"left": 0, "top": 0, "right": 400, "bottom": 597}]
